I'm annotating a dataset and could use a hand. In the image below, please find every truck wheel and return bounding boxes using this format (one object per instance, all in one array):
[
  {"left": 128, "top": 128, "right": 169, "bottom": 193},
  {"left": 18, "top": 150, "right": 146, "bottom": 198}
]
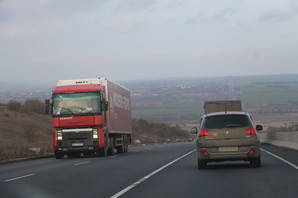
[
  {"left": 107, "top": 141, "right": 115, "bottom": 156},
  {"left": 124, "top": 140, "right": 129, "bottom": 153},
  {"left": 250, "top": 156, "right": 261, "bottom": 168},
  {"left": 124, "top": 144, "right": 128, "bottom": 153},
  {"left": 124, "top": 136, "right": 129, "bottom": 153},
  {"left": 98, "top": 147, "right": 107, "bottom": 157},
  {"left": 116, "top": 145, "right": 124, "bottom": 153},
  {"left": 198, "top": 159, "right": 207, "bottom": 169},
  {"left": 55, "top": 151, "right": 64, "bottom": 159}
]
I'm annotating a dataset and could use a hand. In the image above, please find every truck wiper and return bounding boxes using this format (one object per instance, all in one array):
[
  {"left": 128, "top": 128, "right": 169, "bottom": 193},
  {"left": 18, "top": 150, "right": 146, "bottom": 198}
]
[
  {"left": 57, "top": 106, "right": 75, "bottom": 115},
  {"left": 68, "top": 106, "right": 92, "bottom": 114}
]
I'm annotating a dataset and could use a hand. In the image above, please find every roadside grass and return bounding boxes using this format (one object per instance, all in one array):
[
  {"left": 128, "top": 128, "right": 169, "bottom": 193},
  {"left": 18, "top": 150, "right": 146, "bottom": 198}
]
[{"left": 0, "top": 111, "right": 52, "bottom": 160}]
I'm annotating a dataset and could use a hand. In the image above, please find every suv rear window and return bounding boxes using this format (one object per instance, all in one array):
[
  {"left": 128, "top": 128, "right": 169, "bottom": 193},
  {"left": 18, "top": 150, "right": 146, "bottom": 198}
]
[{"left": 203, "top": 115, "right": 251, "bottom": 129}]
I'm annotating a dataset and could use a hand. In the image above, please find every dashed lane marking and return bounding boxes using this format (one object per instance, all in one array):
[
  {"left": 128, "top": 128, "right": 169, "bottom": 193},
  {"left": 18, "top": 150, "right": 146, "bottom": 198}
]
[
  {"left": 74, "top": 161, "right": 90, "bottom": 166},
  {"left": 110, "top": 149, "right": 196, "bottom": 198},
  {"left": 3, "top": 173, "right": 35, "bottom": 182}
]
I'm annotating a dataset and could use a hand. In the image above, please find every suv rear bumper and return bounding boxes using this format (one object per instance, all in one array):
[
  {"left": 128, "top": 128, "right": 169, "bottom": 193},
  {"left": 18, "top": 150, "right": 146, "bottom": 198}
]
[{"left": 197, "top": 146, "right": 260, "bottom": 161}]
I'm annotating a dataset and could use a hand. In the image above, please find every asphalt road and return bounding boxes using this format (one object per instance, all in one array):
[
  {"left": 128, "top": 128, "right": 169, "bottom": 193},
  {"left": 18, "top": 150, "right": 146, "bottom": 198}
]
[{"left": 0, "top": 142, "right": 297, "bottom": 198}]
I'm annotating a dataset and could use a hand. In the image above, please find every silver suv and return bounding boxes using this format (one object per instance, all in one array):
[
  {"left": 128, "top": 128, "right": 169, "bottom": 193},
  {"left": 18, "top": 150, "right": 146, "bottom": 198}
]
[{"left": 191, "top": 112, "right": 263, "bottom": 169}]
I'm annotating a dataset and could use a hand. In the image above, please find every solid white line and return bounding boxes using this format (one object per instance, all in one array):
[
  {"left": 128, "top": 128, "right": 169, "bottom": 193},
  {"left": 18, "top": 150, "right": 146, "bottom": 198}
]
[
  {"left": 3, "top": 173, "right": 35, "bottom": 182},
  {"left": 110, "top": 149, "right": 196, "bottom": 198},
  {"left": 261, "top": 149, "right": 298, "bottom": 170},
  {"left": 74, "top": 161, "right": 90, "bottom": 166}
]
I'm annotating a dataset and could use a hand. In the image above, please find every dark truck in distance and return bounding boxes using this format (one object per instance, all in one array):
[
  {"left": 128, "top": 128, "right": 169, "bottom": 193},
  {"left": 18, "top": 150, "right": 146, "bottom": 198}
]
[
  {"left": 191, "top": 100, "right": 263, "bottom": 169},
  {"left": 46, "top": 78, "right": 132, "bottom": 159}
]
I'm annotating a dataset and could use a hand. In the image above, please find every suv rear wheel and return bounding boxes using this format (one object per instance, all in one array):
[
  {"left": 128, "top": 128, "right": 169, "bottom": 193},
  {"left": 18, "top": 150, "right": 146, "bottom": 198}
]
[
  {"left": 250, "top": 156, "right": 261, "bottom": 168},
  {"left": 198, "top": 159, "right": 207, "bottom": 169}
]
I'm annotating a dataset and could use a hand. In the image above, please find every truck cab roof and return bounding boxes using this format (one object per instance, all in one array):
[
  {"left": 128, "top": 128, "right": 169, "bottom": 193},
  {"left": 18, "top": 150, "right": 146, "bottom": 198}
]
[{"left": 53, "top": 84, "right": 103, "bottom": 94}]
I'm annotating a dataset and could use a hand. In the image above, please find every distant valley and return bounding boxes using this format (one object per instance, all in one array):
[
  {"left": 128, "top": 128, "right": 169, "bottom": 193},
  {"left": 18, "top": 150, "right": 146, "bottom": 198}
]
[{"left": 1, "top": 74, "right": 298, "bottom": 129}]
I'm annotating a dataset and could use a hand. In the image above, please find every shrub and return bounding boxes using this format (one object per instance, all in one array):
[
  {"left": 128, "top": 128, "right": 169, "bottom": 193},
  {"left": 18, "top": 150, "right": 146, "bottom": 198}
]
[
  {"left": 7, "top": 100, "right": 22, "bottom": 116},
  {"left": 22, "top": 99, "right": 45, "bottom": 114}
]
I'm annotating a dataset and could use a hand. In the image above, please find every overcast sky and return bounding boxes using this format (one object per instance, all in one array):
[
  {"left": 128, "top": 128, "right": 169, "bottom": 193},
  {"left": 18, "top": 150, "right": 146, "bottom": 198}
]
[{"left": 0, "top": 0, "right": 297, "bottom": 84}]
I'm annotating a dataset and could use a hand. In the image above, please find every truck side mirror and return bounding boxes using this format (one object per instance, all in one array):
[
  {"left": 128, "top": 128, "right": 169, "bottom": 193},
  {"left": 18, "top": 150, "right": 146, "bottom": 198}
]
[
  {"left": 102, "top": 101, "right": 108, "bottom": 111},
  {"left": 191, "top": 127, "right": 198, "bottom": 134},
  {"left": 45, "top": 99, "right": 51, "bottom": 114}
]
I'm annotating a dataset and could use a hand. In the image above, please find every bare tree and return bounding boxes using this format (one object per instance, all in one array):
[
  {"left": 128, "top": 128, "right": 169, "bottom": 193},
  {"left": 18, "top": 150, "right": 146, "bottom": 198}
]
[
  {"left": 22, "top": 99, "right": 44, "bottom": 114},
  {"left": 7, "top": 100, "right": 22, "bottom": 116}
]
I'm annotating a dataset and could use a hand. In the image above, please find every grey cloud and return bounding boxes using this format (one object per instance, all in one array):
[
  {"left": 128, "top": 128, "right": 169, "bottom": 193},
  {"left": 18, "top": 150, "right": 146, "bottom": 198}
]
[
  {"left": 259, "top": 5, "right": 298, "bottom": 22},
  {"left": 186, "top": 9, "right": 235, "bottom": 24},
  {"left": 252, "top": 50, "right": 261, "bottom": 60},
  {"left": 0, "top": 0, "right": 107, "bottom": 23},
  {"left": 114, "top": 20, "right": 144, "bottom": 34},
  {"left": 118, "top": 0, "right": 159, "bottom": 10}
]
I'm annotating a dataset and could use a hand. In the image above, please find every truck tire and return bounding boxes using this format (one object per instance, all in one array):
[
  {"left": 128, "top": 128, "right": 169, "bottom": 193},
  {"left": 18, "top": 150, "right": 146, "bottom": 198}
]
[
  {"left": 116, "top": 136, "right": 124, "bottom": 153},
  {"left": 107, "top": 140, "right": 115, "bottom": 156},
  {"left": 55, "top": 151, "right": 64, "bottom": 159},
  {"left": 124, "top": 143, "right": 128, "bottom": 153},
  {"left": 116, "top": 145, "right": 124, "bottom": 153},
  {"left": 98, "top": 146, "right": 107, "bottom": 157},
  {"left": 124, "top": 138, "right": 129, "bottom": 153}
]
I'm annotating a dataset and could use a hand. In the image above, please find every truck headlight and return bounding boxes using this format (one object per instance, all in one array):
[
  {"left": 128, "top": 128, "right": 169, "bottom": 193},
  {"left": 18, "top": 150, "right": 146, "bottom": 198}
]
[
  {"left": 93, "top": 129, "right": 98, "bottom": 139},
  {"left": 57, "top": 130, "right": 63, "bottom": 140}
]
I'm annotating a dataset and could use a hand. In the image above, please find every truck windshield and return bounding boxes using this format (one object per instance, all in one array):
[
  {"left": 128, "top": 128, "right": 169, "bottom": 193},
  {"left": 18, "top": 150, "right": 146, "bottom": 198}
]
[{"left": 52, "top": 93, "right": 101, "bottom": 116}]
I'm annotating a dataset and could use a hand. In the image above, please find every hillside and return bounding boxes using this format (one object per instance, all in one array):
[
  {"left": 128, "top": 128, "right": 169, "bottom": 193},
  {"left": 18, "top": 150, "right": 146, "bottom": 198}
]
[
  {"left": 0, "top": 101, "right": 191, "bottom": 160},
  {"left": 0, "top": 101, "right": 53, "bottom": 160}
]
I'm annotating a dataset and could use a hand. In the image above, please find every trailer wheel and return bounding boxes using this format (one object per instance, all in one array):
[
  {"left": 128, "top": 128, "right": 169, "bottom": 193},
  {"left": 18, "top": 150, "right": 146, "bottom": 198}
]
[
  {"left": 115, "top": 136, "right": 123, "bottom": 153},
  {"left": 116, "top": 145, "right": 124, "bottom": 153},
  {"left": 124, "top": 143, "right": 128, "bottom": 153},
  {"left": 107, "top": 139, "right": 115, "bottom": 156},
  {"left": 124, "top": 136, "right": 129, "bottom": 153}
]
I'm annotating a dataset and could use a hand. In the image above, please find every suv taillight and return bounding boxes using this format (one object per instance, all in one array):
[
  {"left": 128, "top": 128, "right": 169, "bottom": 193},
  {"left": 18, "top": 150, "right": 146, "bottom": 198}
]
[
  {"left": 245, "top": 126, "right": 257, "bottom": 135},
  {"left": 199, "top": 128, "right": 210, "bottom": 137}
]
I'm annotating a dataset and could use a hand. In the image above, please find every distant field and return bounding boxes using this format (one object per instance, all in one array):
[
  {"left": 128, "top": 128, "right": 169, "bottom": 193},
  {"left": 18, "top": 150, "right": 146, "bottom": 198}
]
[
  {"left": 237, "top": 78, "right": 298, "bottom": 107},
  {"left": 127, "top": 74, "right": 298, "bottom": 125},
  {"left": 133, "top": 106, "right": 202, "bottom": 116}
]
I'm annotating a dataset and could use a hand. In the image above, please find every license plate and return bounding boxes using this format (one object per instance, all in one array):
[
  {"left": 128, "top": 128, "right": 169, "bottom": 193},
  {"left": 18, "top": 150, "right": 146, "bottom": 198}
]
[
  {"left": 219, "top": 147, "right": 238, "bottom": 152},
  {"left": 72, "top": 143, "right": 83, "bottom": 147}
]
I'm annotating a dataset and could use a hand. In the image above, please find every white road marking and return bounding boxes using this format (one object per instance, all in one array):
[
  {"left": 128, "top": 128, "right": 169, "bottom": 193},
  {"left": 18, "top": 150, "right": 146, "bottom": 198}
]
[
  {"left": 74, "top": 161, "right": 90, "bottom": 166},
  {"left": 3, "top": 173, "right": 35, "bottom": 182},
  {"left": 110, "top": 149, "right": 196, "bottom": 198},
  {"left": 110, "top": 155, "right": 120, "bottom": 158},
  {"left": 261, "top": 149, "right": 298, "bottom": 170}
]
